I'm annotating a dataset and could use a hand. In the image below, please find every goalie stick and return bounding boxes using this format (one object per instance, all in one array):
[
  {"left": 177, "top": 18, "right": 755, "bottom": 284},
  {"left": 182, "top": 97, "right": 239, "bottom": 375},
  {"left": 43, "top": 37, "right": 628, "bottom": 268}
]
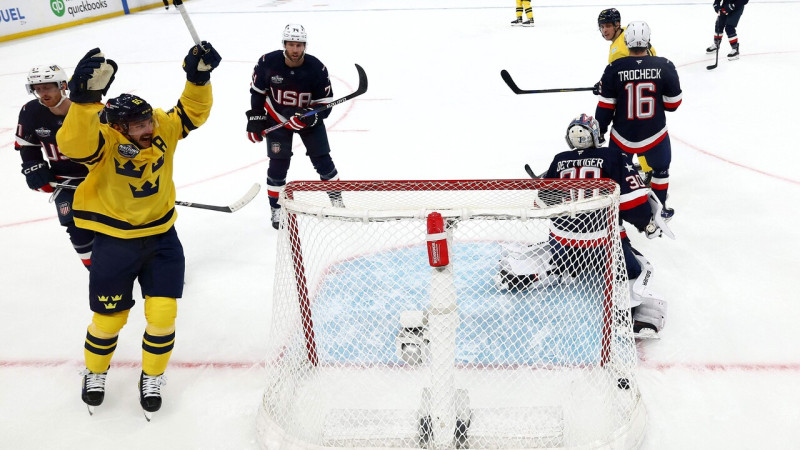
[
  {"left": 501, "top": 70, "right": 594, "bottom": 95},
  {"left": 52, "top": 183, "right": 261, "bottom": 213},
  {"left": 262, "top": 63, "right": 368, "bottom": 137},
  {"left": 524, "top": 163, "right": 545, "bottom": 179}
]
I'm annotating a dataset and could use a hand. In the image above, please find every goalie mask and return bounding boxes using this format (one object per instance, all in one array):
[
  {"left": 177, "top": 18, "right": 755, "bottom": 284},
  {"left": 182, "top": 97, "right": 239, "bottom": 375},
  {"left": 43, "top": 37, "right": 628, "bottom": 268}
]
[
  {"left": 624, "top": 21, "right": 651, "bottom": 49},
  {"left": 565, "top": 114, "right": 602, "bottom": 150}
]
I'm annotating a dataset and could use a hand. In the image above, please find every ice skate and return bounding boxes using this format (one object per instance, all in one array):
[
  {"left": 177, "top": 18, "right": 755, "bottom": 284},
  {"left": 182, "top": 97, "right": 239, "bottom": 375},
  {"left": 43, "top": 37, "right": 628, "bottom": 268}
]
[
  {"left": 521, "top": 19, "right": 534, "bottom": 27},
  {"left": 270, "top": 207, "right": 281, "bottom": 230},
  {"left": 727, "top": 45, "right": 739, "bottom": 61},
  {"left": 81, "top": 369, "right": 108, "bottom": 415},
  {"left": 139, "top": 371, "right": 167, "bottom": 421},
  {"left": 510, "top": 18, "right": 522, "bottom": 26}
]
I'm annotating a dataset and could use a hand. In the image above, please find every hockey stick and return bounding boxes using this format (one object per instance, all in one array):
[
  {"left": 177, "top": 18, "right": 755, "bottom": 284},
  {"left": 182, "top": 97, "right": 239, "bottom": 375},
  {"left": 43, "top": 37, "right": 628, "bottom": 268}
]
[
  {"left": 501, "top": 70, "right": 593, "bottom": 95},
  {"left": 168, "top": 0, "right": 204, "bottom": 48},
  {"left": 524, "top": 163, "right": 545, "bottom": 179},
  {"left": 262, "top": 63, "right": 368, "bottom": 137},
  {"left": 53, "top": 183, "right": 261, "bottom": 213},
  {"left": 706, "top": 45, "right": 720, "bottom": 70}
]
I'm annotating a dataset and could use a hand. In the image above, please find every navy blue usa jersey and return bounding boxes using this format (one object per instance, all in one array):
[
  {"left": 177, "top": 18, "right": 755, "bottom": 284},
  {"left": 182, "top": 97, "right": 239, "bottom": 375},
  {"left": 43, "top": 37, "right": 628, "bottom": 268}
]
[
  {"left": 595, "top": 56, "right": 682, "bottom": 154},
  {"left": 545, "top": 146, "right": 652, "bottom": 237},
  {"left": 15, "top": 99, "right": 87, "bottom": 179},
  {"left": 250, "top": 50, "right": 334, "bottom": 129}
]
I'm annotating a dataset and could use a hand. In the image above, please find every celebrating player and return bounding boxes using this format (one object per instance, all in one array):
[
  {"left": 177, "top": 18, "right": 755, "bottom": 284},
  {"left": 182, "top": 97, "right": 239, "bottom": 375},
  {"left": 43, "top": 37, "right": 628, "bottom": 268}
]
[
  {"left": 706, "top": 0, "right": 748, "bottom": 60},
  {"left": 246, "top": 24, "right": 343, "bottom": 230},
  {"left": 56, "top": 43, "right": 220, "bottom": 419},
  {"left": 510, "top": 0, "right": 534, "bottom": 27},
  {"left": 595, "top": 21, "right": 682, "bottom": 219},
  {"left": 15, "top": 64, "right": 94, "bottom": 270}
]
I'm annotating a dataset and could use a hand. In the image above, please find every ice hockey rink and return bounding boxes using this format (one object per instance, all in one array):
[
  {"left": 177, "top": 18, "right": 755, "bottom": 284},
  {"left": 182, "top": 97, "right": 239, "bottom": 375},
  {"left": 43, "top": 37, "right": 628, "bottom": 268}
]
[{"left": 1, "top": 0, "right": 799, "bottom": 448}]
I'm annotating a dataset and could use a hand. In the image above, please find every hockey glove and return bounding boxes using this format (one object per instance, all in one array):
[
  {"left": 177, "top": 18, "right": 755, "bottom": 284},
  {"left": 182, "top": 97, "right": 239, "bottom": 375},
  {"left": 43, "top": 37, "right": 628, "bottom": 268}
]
[
  {"left": 68, "top": 48, "right": 118, "bottom": 103},
  {"left": 183, "top": 41, "right": 222, "bottom": 85},
  {"left": 287, "top": 107, "right": 319, "bottom": 130},
  {"left": 592, "top": 81, "right": 602, "bottom": 96},
  {"left": 720, "top": 3, "right": 734, "bottom": 14},
  {"left": 21, "top": 161, "right": 55, "bottom": 193},
  {"left": 246, "top": 109, "right": 268, "bottom": 143}
]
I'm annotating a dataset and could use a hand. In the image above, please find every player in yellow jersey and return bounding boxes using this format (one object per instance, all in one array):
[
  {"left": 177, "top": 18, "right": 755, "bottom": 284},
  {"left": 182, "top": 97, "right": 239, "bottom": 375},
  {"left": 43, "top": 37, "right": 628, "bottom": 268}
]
[
  {"left": 510, "top": 0, "right": 534, "bottom": 27},
  {"left": 56, "top": 43, "right": 221, "bottom": 419},
  {"left": 597, "top": 8, "right": 656, "bottom": 64}
]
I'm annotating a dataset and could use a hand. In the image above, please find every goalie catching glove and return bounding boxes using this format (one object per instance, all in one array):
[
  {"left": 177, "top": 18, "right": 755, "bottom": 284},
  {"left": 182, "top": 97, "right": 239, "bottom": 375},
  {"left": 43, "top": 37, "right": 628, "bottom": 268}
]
[
  {"left": 183, "top": 41, "right": 221, "bottom": 85},
  {"left": 68, "top": 48, "right": 118, "bottom": 103}
]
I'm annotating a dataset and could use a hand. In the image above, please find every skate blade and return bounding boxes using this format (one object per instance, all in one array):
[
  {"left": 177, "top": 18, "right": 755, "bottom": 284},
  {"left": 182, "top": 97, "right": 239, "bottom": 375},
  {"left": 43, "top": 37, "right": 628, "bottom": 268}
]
[
  {"left": 143, "top": 410, "right": 153, "bottom": 422},
  {"left": 727, "top": 55, "right": 739, "bottom": 61},
  {"left": 86, "top": 404, "right": 95, "bottom": 416}
]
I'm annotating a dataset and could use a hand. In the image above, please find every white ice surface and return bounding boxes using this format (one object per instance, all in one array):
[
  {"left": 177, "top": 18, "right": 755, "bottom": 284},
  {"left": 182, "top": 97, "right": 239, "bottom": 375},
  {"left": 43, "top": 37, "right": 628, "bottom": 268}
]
[{"left": 1, "top": 0, "right": 799, "bottom": 448}]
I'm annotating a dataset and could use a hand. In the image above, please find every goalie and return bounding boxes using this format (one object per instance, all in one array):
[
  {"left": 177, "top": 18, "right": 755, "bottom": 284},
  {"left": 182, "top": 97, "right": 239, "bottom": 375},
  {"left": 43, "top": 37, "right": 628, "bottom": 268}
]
[{"left": 499, "top": 114, "right": 671, "bottom": 337}]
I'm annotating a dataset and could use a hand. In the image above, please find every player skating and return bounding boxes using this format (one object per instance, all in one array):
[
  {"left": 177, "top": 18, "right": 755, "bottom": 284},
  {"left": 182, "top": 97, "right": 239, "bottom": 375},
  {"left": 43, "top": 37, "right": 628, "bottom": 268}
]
[
  {"left": 15, "top": 65, "right": 94, "bottom": 270},
  {"left": 510, "top": 0, "right": 534, "bottom": 27},
  {"left": 706, "top": 0, "right": 748, "bottom": 60},
  {"left": 246, "top": 24, "right": 344, "bottom": 230},
  {"left": 595, "top": 21, "right": 682, "bottom": 220},
  {"left": 56, "top": 43, "right": 221, "bottom": 419}
]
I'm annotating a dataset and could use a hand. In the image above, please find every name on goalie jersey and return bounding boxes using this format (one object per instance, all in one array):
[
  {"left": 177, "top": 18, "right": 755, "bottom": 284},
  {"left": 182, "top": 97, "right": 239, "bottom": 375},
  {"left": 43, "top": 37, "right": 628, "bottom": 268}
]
[
  {"left": 556, "top": 158, "right": 604, "bottom": 171},
  {"left": 618, "top": 68, "right": 661, "bottom": 81}
]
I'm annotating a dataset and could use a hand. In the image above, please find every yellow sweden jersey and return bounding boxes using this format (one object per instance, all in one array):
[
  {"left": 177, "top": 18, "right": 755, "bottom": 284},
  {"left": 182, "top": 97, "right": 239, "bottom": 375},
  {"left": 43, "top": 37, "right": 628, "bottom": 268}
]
[
  {"left": 608, "top": 27, "right": 657, "bottom": 63},
  {"left": 56, "top": 82, "right": 212, "bottom": 239}
]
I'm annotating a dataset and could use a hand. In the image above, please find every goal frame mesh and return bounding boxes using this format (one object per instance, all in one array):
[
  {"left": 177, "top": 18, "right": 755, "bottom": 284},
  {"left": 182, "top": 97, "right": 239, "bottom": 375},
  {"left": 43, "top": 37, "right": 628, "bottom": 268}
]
[{"left": 258, "top": 179, "right": 646, "bottom": 450}]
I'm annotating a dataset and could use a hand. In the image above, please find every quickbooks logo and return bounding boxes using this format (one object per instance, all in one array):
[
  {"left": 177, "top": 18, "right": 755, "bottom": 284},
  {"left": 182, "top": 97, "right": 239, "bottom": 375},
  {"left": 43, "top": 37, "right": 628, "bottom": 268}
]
[{"left": 51, "top": 0, "right": 65, "bottom": 17}]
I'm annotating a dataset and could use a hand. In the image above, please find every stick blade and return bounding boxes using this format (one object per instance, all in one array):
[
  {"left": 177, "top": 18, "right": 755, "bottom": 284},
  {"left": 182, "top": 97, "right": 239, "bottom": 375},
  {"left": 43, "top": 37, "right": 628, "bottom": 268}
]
[
  {"left": 500, "top": 70, "right": 523, "bottom": 94},
  {"left": 353, "top": 63, "right": 368, "bottom": 95},
  {"left": 228, "top": 183, "right": 261, "bottom": 212}
]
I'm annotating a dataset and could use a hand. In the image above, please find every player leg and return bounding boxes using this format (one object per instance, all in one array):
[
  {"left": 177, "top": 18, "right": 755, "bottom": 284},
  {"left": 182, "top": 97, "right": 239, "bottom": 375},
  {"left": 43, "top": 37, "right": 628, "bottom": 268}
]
[
  {"left": 639, "top": 137, "right": 673, "bottom": 220},
  {"left": 723, "top": 6, "right": 745, "bottom": 60},
  {"left": 266, "top": 127, "right": 294, "bottom": 229},
  {"left": 627, "top": 251, "right": 667, "bottom": 336},
  {"left": 82, "top": 231, "right": 141, "bottom": 411},
  {"left": 521, "top": 0, "right": 534, "bottom": 26},
  {"left": 706, "top": 14, "right": 726, "bottom": 53},
  {"left": 301, "top": 125, "right": 344, "bottom": 207},
  {"left": 511, "top": 0, "right": 523, "bottom": 25},
  {"left": 137, "top": 226, "right": 185, "bottom": 415},
  {"left": 53, "top": 187, "right": 94, "bottom": 270}
]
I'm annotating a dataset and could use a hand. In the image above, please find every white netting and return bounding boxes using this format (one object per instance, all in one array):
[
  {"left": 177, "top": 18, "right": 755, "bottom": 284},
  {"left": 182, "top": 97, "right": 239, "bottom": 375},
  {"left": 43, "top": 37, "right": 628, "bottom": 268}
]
[{"left": 258, "top": 179, "right": 645, "bottom": 450}]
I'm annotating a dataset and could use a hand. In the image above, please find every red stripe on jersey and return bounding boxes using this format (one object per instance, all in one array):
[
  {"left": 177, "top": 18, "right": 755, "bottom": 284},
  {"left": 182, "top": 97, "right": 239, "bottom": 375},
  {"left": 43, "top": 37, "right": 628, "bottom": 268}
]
[
  {"left": 620, "top": 193, "right": 648, "bottom": 210},
  {"left": 611, "top": 131, "right": 667, "bottom": 154},
  {"left": 597, "top": 101, "right": 615, "bottom": 110},
  {"left": 664, "top": 98, "right": 682, "bottom": 109}
]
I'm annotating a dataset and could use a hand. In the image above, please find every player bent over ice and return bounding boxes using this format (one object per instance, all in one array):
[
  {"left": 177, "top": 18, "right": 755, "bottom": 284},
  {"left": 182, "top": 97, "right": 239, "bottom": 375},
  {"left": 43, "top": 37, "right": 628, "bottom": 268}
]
[
  {"left": 56, "top": 44, "right": 220, "bottom": 418},
  {"left": 498, "top": 114, "right": 671, "bottom": 338}
]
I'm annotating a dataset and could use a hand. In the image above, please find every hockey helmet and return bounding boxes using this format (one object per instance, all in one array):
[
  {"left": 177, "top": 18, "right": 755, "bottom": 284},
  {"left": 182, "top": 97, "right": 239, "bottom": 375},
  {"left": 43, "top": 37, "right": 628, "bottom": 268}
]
[
  {"left": 103, "top": 94, "right": 153, "bottom": 128},
  {"left": 597, "top": 8, "right": 621, "bottom": 27},
  {"left": 25, "top": 65, "right": 68, "bottom": 94},
  {"left": 282, "top": 24, "right": 307, "bottom": 44},
  {"left": 565, "top": 114, "right": 602, "bottom": 150},
  {"left": 624, "top": 21, "right": 651, "bottom": 49}
]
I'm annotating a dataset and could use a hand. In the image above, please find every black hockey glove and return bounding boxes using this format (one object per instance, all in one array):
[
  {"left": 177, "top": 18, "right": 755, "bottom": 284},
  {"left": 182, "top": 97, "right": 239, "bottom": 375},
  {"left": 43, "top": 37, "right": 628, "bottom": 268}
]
[
  {"left": 68, "top": 48, "right": 118, "bottom": 103},
  {"left": 720, "top": 2, "right": 734, "bottom": 14},
  {"left": 21, "top": 161, "right": 55, "bottom": 193},
  {"left": 287, "top": 107, "right": 319, "bottom": 130},
  {"left": 246, "top": 109, "right": 268, "bottom": 143},
  {"left": 592, "top": 81, "right": 602, "bottom": 96},
  {"left": 183, "top": 41, "right": 222, "bottom": 85}
]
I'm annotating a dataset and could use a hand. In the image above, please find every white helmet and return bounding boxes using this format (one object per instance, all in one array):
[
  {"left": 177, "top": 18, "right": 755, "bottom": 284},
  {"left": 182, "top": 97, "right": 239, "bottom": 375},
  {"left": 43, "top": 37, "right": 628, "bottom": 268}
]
[
  {"left": 25, "top": 64, "right": 68, "bottom": 94},
  {"left": 624, "top": 21, "right": 651, "bottom": 49},
  {"left": 282, "top": 24, "right": 307, "bottom": 44},
  {"left": 565, "top": 114, "right": 602, "bottom": 150}
]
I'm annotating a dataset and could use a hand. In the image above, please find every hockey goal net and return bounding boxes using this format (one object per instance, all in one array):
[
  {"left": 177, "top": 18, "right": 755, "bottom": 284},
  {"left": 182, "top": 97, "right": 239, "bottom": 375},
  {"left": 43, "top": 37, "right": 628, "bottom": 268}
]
[{"left": 258, "top": 179, "right": 645, "bottom": 449}]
